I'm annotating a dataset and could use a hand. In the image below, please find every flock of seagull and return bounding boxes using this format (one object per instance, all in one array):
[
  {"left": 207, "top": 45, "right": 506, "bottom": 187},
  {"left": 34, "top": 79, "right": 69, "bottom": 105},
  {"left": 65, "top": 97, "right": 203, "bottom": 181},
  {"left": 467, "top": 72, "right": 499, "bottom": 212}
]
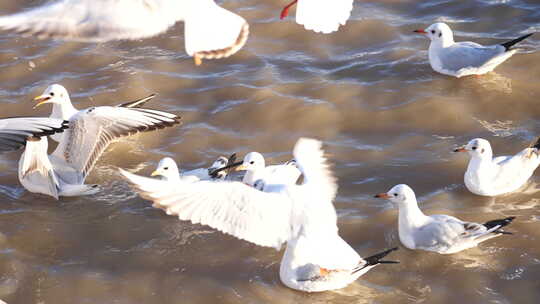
[{"left": 0, "top": 0, "right": 537, "bottom": 294}]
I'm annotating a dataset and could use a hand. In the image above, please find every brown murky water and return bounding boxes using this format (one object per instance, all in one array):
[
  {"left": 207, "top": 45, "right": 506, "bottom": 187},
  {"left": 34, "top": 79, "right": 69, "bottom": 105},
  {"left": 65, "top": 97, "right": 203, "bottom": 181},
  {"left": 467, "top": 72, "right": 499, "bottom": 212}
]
[{"left": 0, "top": 0, "right": 539, "bottom": 303}]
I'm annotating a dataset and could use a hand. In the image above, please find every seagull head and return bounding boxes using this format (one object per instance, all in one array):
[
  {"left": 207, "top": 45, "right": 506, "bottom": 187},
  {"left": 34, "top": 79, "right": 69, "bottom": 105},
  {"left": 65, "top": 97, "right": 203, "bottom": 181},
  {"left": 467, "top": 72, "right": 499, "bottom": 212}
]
[
  {"left": 453, "top": 138, "right": 492, "bottom": 158},
  {"left": 208, "top": 156, "right": 229, "bottom": 178},
  {"left": 374, "top": 184, "right": 416, "bottom": 205},
  {"left": 235, "top": 152, "right": 265, "bottom": 172},
  {"left": 33, "top": 84, "right": 70, "bottom": 109},
  {"left": 151, "top": 157, "right": 179, "bottom": 181},
  {"left": 414, "top": 22, "right": 454, "bottom": 46}
]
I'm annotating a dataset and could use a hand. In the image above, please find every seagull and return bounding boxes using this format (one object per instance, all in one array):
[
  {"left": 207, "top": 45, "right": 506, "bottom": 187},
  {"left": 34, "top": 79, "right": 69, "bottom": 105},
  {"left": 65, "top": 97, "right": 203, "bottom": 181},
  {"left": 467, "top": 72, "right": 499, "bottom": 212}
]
[
  {"left": 454, "top": 137, "right": 540, "bottom": 196},
  {"left": 232, "top": 152, "right": 301, "bottom": 187},
  {"left": 375, "top": 184, "right": 515, "bottom": 254},
  {"left": 413, "top": 22, "right": 533, "bottom": 77},
  {"left": 280, "top": 0, "right": 354, "bottom": 34},
  {"left": 0, "top": 0, "right": 249, "bottom": 66},
  {"left": 150, "top": 154, "right": 237, "bottom": 182},
  {"left": 19, "top": 84, "right": 181, "bottom": 199},
  {"left": 120, "top": 138, "right": 398, "bottom": 292},
  {"left": 0, "top": 117, "right": 68, "bottom": 153}
]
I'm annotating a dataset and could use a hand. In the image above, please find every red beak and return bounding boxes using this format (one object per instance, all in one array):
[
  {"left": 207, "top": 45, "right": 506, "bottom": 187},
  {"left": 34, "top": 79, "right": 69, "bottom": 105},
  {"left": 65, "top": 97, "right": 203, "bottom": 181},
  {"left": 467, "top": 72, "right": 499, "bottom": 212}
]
[
  {"left": 374, "top": 193, "right": 391, "bottom": 199},
  {"left": 280, "top": 0, "right": 298, "bottom": 19},
  {"left": 413, "top": 29, "right": 427, "bottom": 34},
  {"left": 453, "top": 148, "right": 467, "bottom": 153}
]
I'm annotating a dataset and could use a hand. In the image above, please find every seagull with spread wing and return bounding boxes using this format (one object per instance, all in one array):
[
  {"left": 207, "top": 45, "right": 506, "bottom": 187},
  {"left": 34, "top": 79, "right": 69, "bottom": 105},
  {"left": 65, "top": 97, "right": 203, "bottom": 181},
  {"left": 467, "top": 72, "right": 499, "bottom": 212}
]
[
  {"left": 18, "top": 84, "right": 181, "bottom": 199},
  {"left": 0, "top": 0, "right": 249, "bottom": 65},
  {"left": 121, "top": 138, "right": 398, "bottom": 292}
]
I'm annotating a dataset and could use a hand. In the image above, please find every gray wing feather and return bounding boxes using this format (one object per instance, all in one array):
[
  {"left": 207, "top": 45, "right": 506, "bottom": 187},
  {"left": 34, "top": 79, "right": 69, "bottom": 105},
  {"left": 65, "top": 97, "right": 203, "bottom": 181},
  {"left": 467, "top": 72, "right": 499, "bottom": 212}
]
[
  {"left": 51, "top": 106, "right": 180, "bottom": 184},
  {"left": 438, "top": 43, "right": 503, "bottom": 71}
]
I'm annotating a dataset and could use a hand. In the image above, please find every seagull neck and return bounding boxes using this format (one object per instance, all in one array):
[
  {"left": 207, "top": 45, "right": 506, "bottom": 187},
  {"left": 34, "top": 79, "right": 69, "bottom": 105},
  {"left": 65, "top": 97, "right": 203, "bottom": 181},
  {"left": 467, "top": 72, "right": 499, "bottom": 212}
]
[
  {"left": 243, "top": 168, "right": 262, "bottom": 186},
  {"left": 431, "top": 37, "right": 454, "bottom": 49},
  {"left": 398, "top": 198, "right": 427, "bottom": 229},
  {"left": 50, "top": 98, "right": 78, "bottom": 120}
]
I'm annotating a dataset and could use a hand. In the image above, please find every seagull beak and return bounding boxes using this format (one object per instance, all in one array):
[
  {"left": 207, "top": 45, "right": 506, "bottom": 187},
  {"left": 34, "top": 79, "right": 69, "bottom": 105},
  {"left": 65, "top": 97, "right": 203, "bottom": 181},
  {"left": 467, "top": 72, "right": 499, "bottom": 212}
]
[
  {"left": 374, "top": 193, "right": 391, "bottom": 199},
  {"left": 413, "top": 29, "right": 427, "bottom": 34},
  {"left": 33, "top": 95, "right": 51, "bottom": 109},
  {"left": 150, "top": 170, "right": 161, "bottom": 177},
  {"left": 453, "top": 147, "right": 467, "bottom": 153},
  {"left": 234, "top": 163, "right": 248, "bottom": 171}
]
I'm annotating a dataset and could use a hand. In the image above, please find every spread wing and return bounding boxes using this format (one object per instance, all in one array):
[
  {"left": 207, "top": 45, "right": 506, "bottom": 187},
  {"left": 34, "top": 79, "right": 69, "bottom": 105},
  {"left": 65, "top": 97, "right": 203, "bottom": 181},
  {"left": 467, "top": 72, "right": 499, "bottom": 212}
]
[
  {"left": 51, "top": 106, "right": 180, "bottom": 184},
  {"left": 293, "top": 137, "right": 337, "bottom": 202},
  {"left": 120, "top": 170, "right": 294, "bottom": 250},
  {"left": 296, "top": 0, "right": 353, "bottom": 34},
  {"left": 0, "top": 0, "right": 183, "bottom": 42},
  {"left": 0, "top": 117, "right": 68, "bottom": 153}
]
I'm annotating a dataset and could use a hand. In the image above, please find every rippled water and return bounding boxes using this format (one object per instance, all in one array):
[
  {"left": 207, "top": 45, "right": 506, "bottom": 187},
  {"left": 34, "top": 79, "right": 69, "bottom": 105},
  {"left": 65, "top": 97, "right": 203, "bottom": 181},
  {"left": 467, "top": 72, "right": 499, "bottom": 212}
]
[{"left": 0, "top": 0, "right": 539, "bottom": 303}]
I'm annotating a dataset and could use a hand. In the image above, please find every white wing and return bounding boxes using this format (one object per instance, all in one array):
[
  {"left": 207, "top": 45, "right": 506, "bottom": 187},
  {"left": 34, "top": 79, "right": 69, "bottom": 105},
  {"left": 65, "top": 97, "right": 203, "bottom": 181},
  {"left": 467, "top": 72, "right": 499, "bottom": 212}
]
[
  {"left": 120, "top": 169, "right": 294, "bottom": 250},
  {"left": 293, "top": 138, "right": 337, "bottom": 203},
  {"left": 184, "top": 1, "right": 248, "bottom": 59},
  {"left": 296, "top": 0, "right": 353, "bottom": 34},
  {"left": 18, "top": 137, "right": 60, "bottom": 200},
  {"left": 0, "top": 0, "right": 185, "bottom": 42},
  {"left": 264, "top": 164, "right": 301, "bottom": 186},
  {"left": 438, "top": 43, "right": 504, "bottom": 72},
  {"left": 51, "top": 107, "right": 180, "bottom": 184},
  {"left": 0, "top": 117, "right": 67, "bottom": 153}
]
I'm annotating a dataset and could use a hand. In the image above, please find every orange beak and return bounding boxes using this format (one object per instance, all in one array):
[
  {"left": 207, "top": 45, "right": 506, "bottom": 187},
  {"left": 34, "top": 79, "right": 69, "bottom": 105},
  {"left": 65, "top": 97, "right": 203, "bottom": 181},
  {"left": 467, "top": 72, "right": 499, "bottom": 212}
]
[
  {"left": 374, "top": 193, "right": 391, "bottom": 199},
  {"left": 33, "top": 95, "right": 51, "bottom": 109},
  {"left": 413, "top": 29, "right": 427, "bottom": 34},
  {"left": 453, "top": 147, "right": 467, "bottom": 153}
]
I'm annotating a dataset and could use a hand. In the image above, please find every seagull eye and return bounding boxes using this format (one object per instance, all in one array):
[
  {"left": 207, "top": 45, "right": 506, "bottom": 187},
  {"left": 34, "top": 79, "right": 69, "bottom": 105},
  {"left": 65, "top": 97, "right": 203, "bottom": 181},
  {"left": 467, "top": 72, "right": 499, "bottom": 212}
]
[
  {"left": 250, "top": 161, "right": 254, "bottom": 165},
  {"left": 164, "top": 167, "right": 169, "bottom": 170},
  {"left": 394, "top": 193, "right": 398, "bottom": 197},
  {"left": 50, "top": 92, "right": 55, "bottom": 96},
  {"left": 472, "top": 147, "right": 477, "bottom": 150},
  {"left": 431, "top": 30, "right": 435, "bottom": 34}
]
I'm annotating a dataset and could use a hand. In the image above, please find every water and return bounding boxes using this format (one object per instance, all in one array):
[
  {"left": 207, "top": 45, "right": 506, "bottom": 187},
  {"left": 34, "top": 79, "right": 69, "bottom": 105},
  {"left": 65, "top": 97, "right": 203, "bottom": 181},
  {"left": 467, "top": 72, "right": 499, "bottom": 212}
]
[{"left": 0, "top": 0, "right": 540, "bottom": 303}]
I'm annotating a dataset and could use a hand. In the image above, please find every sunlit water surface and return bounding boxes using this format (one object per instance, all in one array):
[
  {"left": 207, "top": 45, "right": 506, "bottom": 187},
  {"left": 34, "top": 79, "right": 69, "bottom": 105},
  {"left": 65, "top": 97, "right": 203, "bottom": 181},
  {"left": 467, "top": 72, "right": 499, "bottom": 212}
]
[{"left": 0, "top": 0, "right": 539, "bottom": 303}]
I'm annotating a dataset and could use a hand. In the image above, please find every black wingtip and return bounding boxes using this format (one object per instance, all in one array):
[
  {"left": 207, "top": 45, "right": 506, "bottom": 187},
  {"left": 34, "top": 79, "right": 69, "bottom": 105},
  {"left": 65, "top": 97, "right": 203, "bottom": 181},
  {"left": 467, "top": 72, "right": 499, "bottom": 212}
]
[
  {"left": 118, "top": 93, "right": 158, "bottom": 108},
  {"left": 484, "top": 216, "right": 516, "bottom": 231},
  {"left": 500, "top": 33, "right": 534, "bottom": 51},
  {"left": 532, "top": 137, "right": 540, "bottom": 150},
  {"left": 364, "top": 247, "right": 399, "bottom": 266}
]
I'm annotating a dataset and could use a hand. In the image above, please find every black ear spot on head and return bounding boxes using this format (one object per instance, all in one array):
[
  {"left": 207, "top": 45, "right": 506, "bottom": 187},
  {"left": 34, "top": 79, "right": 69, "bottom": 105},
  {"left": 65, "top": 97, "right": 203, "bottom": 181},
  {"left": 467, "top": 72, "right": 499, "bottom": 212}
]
[
  {"left": 439, "top": 33, "right": 442, "bottom": 37},
  {"left": 481, "top": 148, "right": 485, "bottom": 153}
]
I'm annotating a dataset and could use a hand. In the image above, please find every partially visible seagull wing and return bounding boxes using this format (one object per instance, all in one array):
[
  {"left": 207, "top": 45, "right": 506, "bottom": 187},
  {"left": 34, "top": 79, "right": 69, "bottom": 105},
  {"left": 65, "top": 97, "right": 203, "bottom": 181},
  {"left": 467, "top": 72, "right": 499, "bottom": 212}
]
[
  {"left": 120, "top": 170, "right": 294, "bottom": 250},
  {"left": 296, "top": 0, "right": 353, "bottom": 34},
  {"left": 0, "top": 0, "right": 182, "bottom": 42},
  {"left": 51, "top": 106, "right": 180, "bottom": 183},
  {"left": 438, "top": 42, "right": 503, "bottom": 72},
  {"left": 293, "top": 138, "right": 337, "bottom": 202},
  {"left": 184, "top": 1, "right": 249, "bottom": 62},
  {"left": 18, "top": 137, "right": 60, "bottom": 200},
  {"left": 0, "top": 117, "right": 68, "bottom": 153}
]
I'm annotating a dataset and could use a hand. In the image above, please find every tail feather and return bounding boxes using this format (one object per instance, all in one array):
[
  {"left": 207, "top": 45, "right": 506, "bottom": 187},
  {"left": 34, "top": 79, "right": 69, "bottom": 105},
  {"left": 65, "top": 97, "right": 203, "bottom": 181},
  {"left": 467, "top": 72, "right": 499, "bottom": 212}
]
[
  {"left": 483, "top": 216, "right": 515, "bottom": 233},
  {"left": 118, "top": 93, "right": 157, "bottom": 108},
  {"left": 353, "top": 247, "right": 399, "bottom": 274},
  {"left": 500, "top": 33, "right": 533, "bottom": 51}
]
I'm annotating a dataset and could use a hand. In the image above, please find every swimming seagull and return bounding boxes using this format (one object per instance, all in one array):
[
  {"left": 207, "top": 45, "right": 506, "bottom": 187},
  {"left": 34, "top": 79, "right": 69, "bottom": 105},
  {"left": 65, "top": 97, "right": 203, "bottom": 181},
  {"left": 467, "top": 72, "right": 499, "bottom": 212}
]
[
  {"left": 0, "top": 0, "right": 249, "bottom": 65},
  {"left": 19, "top": 85, "right": 181, "bottom": 199},
  {"left": 280, "top": 0, "right": 354, "bottom": 34},
  {"left": 232, "top": 152, "right": 301, "bottom": 187},
  {"left": 150, "top": 154, "right": 237, "bottom": 182},
  {"left": 413, "top": 22, "right": 533, "bottom": 77},
  {"left": 454, "top": 137, "right": 540, "bottom": 196},
  {"left": 120, "top": 138, "right": 398, "bottom": 292},
  {"left": 0, "top": 117, "right": 68, "bottom": 153},
  {"left": 375, "top": 184, "right": 515, "bottom": 254}
]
